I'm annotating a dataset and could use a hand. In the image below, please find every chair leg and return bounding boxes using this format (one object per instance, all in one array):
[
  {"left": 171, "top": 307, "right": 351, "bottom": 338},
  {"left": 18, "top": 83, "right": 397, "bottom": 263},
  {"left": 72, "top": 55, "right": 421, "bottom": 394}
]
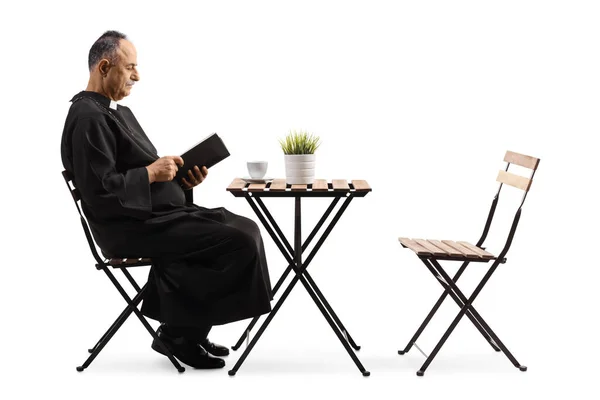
[
  {"left": 77, "top": 288, "right": 144, "bottom": 371},
  {"left": 431, "top": 260, "right": 527, "bottom": 372},
  {"left": 399, "top": 261, "right": 500, "bottom": 355},
  {"left": 424, "top": 260, "right": 501, "bottom": 352},
  {"left": 77, "top": 268, "right": 186, "bottom": 373}
]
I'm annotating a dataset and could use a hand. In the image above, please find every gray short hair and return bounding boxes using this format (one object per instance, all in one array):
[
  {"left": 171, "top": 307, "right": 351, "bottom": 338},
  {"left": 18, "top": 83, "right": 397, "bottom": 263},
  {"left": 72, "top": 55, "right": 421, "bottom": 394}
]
[{"left": 88, "top": 30, "right": 128, "bottom": 71}]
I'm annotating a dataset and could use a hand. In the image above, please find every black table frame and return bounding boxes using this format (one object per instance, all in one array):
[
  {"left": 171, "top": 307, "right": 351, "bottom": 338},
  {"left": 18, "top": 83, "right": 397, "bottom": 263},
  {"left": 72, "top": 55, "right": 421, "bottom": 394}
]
[{"left": 227, "top": 188, "right": 370, "bottom": 376}]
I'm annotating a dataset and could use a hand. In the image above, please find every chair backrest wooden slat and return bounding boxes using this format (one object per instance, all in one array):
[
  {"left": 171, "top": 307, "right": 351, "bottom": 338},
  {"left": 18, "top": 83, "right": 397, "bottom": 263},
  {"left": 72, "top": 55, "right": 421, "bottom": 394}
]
[
  {"left": 496, "top": 170, "right": 532, "bottom": 191},
  {"left": 504, "top": 150, "right": 540, "bottom": 170}
]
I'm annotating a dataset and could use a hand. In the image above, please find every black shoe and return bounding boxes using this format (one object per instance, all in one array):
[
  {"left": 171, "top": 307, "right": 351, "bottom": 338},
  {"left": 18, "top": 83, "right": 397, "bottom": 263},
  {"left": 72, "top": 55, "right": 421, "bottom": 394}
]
[
  {"left": 152, "top": 326, "right": 225, "bottom": 369},
  {"left": 199, "top": 338, "right": 230, "bottom": 357}
]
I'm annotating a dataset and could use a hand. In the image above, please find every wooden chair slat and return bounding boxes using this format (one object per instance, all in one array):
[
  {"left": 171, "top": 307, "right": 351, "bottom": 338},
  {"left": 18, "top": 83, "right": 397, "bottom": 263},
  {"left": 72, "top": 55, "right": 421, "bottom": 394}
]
[
  {"left": 441, "top": 240, "right": 480, "bottom": 259},
  {"left": 351, "top": 180, "right": 371, "bottom": 192},
  {"left": 496, "top": 170, "right": 532, "bottom": 191},
  {"left": 427, "top": 240, "right": 462, "bottom": 257},
  {"left": 291, "top": 184, "right": 307, "bottom": 191},
  {"left": 312, "top": 179, "right": 328, "bottom": 191},
  {"left": 71, "top": 188, "right": 81, "bottom": 202},
  {"left": 269, "top": 179, "right": 287, "bottom": 191},
  {"left": 414, "top": 239, "right": 446, "bottom": 256},
  {"left": 226, "top": 178, "right": 247, "bottom": 191},
  {"left": 457, "top": 241, "right": 495, "bottom": 259},
  {"left": 504, "top": 151, "right": 540, "bottom": 170},
  {"left": 332, "top": 179, "right": 350, "bottom": 191},
  {"left": 248, "top": 183, "right": 267, "bottom": 192},
  {"left": 398, "top": 237, "right": 432, "bottom": 256}
]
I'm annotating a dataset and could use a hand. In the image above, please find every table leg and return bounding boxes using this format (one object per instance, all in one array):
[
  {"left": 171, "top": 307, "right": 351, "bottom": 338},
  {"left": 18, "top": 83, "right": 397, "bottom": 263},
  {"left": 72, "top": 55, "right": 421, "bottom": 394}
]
[
  {"left": 229, "top": 195, "right": 369, "bottom": 376},
  {"left": 256, "top": 197, "right": 362, "bottom": 350},
  {"left": 231, "top": 197, "right": 340, "bottom": 351}
]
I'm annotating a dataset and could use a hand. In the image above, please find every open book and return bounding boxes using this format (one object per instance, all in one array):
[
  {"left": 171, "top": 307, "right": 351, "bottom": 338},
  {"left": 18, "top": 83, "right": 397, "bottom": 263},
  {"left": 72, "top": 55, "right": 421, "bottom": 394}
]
[{"left": 175, "top": 133, "right": 230, "bottom": 182}]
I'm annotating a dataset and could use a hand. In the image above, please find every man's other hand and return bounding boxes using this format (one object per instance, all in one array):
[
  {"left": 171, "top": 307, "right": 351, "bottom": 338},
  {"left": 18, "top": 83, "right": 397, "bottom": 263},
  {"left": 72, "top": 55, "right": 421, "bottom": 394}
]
[
  {"left": 146, "top": 156, "right": 184, "bottom": 183},
  {"left": 181, "top": 166, "right": 208, "bottom": 190}
]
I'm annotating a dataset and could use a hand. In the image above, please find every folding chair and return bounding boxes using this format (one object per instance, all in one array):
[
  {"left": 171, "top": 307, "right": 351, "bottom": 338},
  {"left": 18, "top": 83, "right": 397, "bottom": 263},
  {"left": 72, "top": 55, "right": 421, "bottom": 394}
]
[
  {"left": 397, "top": 150, "right": 540, "bottom": 376},
  {"left": 62, "top": 170, "right": 189, "bottom": 373}
]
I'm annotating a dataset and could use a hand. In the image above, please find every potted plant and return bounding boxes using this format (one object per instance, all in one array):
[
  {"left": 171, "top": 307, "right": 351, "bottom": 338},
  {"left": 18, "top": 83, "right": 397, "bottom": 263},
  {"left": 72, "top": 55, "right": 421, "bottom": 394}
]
[{"left": 279, "top": 130, "right": 321, "bottom": 184}]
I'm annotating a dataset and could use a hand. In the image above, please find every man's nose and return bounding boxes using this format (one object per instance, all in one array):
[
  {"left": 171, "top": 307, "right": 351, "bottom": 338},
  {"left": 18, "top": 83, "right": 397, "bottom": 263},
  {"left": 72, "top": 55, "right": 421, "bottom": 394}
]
[{"left": 132, "top": 68, "right": 140, "bottom": 81}]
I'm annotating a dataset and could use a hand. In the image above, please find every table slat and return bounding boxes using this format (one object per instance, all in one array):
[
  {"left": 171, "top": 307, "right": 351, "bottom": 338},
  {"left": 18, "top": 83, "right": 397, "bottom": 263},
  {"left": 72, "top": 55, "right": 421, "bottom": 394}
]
[
  {"left": 312, "top": 179, "right": 328, "bottom": 191},
  {"left": 270, "top": 179, "right": 287, "bottom": 191},
  {"left": 227, "top": 178, "right": 246, "bottom": 191},
  {"left": 248, "top": 183, "right": 267, "bottom": 192},
  {"left": 291, "top": 184, "right": 307, "bottom": 191},
  {"left": 332, "top": 179, "right": 350, "bottom": 191},
  {"left": 351, "top": 180, "right": 371, "bottom": 192}
]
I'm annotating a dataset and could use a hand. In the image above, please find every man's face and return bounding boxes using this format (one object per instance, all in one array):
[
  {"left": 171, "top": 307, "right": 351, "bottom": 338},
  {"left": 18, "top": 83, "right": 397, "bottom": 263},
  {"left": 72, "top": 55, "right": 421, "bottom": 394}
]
[{"left": 102, "top": 39, "right": 139, "bottom": 101}]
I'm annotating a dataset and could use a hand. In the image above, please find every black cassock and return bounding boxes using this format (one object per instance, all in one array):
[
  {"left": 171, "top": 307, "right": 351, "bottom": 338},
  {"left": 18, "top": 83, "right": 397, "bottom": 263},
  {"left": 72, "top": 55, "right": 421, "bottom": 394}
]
[{"left": 61, "top": 91, "right": 272, "bottom": 327}]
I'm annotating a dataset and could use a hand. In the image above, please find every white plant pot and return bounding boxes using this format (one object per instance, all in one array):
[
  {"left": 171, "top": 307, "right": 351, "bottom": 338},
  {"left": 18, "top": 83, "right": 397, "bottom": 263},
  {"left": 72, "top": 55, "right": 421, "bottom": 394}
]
[{"left": 284, "top": 154, "right": 316, "bottom": 184}]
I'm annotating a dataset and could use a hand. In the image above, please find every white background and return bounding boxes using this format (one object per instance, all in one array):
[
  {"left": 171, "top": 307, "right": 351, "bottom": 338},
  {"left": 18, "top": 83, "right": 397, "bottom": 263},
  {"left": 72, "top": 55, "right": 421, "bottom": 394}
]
[{"left": 1, "top": 0, "right": 599, "bottom": 399}]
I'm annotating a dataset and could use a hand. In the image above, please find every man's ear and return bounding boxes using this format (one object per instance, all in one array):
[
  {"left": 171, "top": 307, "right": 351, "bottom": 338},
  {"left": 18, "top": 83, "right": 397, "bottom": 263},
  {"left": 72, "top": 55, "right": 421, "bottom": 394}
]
[{"left": 98, "top": 59, "right": 111, "bottom": 76}]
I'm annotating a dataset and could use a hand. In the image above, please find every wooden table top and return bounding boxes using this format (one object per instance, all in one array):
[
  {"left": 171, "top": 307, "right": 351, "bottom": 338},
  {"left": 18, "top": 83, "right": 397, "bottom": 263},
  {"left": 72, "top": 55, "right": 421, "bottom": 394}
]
[{"left": 226, "top": 178, "right": 372, "bottom": 197}]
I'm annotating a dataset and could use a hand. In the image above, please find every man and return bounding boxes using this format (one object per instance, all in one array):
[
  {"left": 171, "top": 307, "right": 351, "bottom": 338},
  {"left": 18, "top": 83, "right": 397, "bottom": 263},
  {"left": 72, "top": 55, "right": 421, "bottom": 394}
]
[{"left": 61, "top": 31, "right": 272, "bottom": 369}]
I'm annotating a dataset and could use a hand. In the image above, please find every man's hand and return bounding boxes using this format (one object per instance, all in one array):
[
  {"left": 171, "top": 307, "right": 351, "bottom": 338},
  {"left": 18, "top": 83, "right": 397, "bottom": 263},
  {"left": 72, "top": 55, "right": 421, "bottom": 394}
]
[
  {"left": 146, "top": 156, "right": 184, "bottom": 183},
  {"left": 181, "top": 166, "right": 208, "bottom": 190}
]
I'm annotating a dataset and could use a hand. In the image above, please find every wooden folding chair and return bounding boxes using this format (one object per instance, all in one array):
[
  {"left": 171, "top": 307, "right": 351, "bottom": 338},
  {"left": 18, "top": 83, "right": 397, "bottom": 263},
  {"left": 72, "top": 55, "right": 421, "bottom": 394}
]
[
  {"left": 61, "top": 170, "right": 187, "bottom": 373},
  {"left": 397, "top": 150, "right": 540, "bottom": 376}
]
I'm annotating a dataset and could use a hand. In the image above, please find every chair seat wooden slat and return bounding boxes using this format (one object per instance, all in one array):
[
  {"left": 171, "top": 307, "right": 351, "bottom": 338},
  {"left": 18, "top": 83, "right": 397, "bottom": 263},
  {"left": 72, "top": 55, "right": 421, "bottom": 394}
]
[
  {"left": 398, "top": 238, "right": 432, "bottom": 256},
  {"left": 414, "top": 239, "right": 446, "bottom": 256},
  {"left": 427, "top": 240, "right": 463, "bottom": 257},
  {"left": 457, "top": 241, "right": 495, "bottom": 259},
  {"left": 441, "top": 240, "right": 481, "bottom": 259}
]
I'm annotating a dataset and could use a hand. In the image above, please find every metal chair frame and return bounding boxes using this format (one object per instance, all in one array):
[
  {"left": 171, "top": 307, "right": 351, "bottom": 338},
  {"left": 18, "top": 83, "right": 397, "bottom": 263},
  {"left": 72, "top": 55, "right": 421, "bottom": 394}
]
[
  {"left": 62, "top": 170, "right": 190, "bottom": 373},
  {"left": 397, "top": 151, "right": 540, "bottom": 376}
]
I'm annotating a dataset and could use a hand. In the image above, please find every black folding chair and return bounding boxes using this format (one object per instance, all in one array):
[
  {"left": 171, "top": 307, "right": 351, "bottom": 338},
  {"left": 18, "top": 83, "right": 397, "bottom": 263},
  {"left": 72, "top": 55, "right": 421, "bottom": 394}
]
[
  {"left": 62, "top": 170, "right": 190, "bottom": 373},
  {"left": 397, "top": 150, "right": 540, "bottom": 376}
]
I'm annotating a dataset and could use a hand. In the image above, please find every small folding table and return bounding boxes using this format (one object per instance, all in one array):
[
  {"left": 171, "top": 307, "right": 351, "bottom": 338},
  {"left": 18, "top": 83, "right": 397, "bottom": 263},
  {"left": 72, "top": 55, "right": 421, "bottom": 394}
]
[{"left": 225, "top": 178, "right": 372, "bottom": 376}]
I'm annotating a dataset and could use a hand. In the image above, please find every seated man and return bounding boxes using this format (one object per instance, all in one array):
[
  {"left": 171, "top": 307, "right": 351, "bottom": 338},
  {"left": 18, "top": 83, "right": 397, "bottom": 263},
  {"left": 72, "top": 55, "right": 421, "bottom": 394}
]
[{"left": 60, "top": 30, "right": 272, "bottom": 369}]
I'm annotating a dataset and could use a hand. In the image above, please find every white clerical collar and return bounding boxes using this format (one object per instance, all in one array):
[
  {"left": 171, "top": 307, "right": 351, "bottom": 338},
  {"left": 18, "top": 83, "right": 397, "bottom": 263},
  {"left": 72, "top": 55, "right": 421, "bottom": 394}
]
[{"left": 109, "top": 100, "right": 118, "bottom": 110}]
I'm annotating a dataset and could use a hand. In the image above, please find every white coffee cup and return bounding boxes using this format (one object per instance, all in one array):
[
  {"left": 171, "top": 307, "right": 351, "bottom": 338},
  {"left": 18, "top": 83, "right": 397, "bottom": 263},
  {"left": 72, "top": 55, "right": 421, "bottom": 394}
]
[{"left": 247, "top": 161, "right": 268, "bottom": 179}]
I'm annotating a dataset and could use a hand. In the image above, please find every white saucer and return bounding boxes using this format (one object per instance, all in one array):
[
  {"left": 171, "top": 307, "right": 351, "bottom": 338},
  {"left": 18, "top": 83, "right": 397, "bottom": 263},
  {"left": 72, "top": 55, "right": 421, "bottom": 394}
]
[{"left": 242, "top": 176, "right": 274, "bottom": 184}]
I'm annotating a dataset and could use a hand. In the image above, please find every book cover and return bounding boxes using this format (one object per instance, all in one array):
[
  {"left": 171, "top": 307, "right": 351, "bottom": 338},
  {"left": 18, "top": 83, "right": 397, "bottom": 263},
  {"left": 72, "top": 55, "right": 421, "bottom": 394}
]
[{"left": 175, "top": 133, "right": 230, "bottom": 181}]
